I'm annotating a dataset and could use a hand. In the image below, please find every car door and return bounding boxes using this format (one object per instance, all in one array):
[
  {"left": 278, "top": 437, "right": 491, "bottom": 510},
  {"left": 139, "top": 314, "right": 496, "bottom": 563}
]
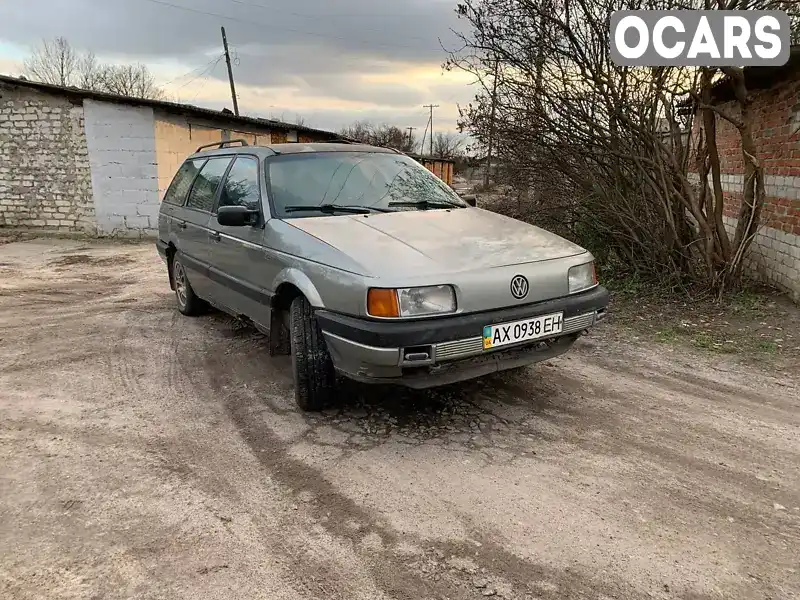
[
  {"left": 179, "top": 156, "right": 233, "bottom": 301},
  {"left": 206, "top": 154, "right": 271, "bottom": 328}
]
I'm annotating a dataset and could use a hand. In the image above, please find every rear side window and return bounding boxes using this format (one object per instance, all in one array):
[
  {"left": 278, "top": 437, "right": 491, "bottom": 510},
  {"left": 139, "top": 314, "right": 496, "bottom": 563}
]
[
  {"left": 163, "top": 159, "right": 203, "bottom": 205},
  {"left": 218, "top": 156, "right": 260, "bottom": 212},
  {"left": 185, "top": 157, "right": 233, "bottom": 213}
]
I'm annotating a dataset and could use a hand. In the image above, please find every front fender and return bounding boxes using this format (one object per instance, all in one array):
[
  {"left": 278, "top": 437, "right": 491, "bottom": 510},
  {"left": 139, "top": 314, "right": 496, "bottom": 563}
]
[{"left": 273, "top": 268, "right": 325, "bottom": 308}]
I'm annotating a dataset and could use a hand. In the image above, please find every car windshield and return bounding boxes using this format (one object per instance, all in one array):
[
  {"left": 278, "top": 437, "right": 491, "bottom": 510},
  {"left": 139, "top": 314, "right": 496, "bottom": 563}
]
[{"left": 266, "top": 151, "right": 467, "bottom": 217}]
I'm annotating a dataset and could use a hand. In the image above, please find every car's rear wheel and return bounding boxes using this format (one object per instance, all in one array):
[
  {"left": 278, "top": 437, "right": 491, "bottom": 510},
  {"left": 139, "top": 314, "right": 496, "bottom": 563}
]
[
  {"left": 290, "top": 295, "right": 335, "bottom": 411},
  {"left": 172, "top": 255, "right": 206, "bottom": 316}
]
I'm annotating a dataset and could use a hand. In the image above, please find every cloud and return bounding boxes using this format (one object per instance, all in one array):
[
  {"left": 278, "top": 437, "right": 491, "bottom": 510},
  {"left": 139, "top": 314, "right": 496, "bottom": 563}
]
[{"left": 0, "top": 0, "right": 476, "bottom": 133}]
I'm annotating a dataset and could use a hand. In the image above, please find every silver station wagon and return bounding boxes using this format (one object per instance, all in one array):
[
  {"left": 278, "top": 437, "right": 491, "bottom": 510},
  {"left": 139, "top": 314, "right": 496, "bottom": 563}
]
[{"left": 156, "top": 140, "right": 609, "bottom": 410}]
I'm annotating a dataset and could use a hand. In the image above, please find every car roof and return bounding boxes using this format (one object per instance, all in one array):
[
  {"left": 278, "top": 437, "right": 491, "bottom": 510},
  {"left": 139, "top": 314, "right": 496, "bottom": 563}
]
[{"left": 188, "top": 141, "right": 401, "bottom": 160}]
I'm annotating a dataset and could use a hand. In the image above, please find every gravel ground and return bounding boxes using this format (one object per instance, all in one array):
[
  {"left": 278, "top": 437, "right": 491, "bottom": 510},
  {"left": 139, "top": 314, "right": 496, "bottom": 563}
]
[{"left": 1, "top": 239, "right": 798, "bottom": 600}]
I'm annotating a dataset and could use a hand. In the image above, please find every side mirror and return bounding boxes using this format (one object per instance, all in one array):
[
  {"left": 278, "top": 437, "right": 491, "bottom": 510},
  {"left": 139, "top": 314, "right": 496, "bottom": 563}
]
[
  {"left": 217, "top": 205, "right": 258, "bottom": 227},
  {"left": 461, "top": 194, "right": 477, "bottom": 207}
]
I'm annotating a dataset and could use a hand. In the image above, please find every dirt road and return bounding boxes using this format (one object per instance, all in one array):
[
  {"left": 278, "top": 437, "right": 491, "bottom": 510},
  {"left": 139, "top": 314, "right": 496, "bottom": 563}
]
[{"left": 1, "top": 239, "right": 798, "bottom": 600}]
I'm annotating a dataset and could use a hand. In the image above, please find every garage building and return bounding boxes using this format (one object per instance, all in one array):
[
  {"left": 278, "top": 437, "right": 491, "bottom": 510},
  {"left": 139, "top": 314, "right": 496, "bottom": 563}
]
[{"left": 0, "top": 75, "right": 340, "bottom": 238}]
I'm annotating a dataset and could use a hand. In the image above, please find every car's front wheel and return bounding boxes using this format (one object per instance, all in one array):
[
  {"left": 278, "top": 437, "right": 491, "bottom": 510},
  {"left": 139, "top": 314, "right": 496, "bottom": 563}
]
[{"left": 290, "top": 295, "right": 336, "bottom": 411}]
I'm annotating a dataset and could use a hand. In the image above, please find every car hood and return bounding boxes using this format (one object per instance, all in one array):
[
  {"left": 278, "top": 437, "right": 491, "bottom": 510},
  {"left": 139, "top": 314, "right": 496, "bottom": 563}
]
[{"left": 286, "top": 207, "right": 587, "bottom": 277}]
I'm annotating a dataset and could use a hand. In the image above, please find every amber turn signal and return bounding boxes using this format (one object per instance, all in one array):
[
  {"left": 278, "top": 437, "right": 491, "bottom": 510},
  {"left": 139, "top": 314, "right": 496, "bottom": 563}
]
[{"left": 367, "top": 288, "right": 400, "bottom": 318}]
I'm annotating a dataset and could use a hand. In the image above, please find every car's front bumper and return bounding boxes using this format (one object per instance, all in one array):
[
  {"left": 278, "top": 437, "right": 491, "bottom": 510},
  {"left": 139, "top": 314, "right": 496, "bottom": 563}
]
[{"left": 315, "top": 285, "right": 609, "bottom": 388}]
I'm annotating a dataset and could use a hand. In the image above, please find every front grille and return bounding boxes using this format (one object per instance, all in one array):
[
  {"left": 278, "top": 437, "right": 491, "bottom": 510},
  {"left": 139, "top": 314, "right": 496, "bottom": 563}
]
[
  {"left": 563, "top": 312, "right": 596, "bottom": 332},
  {"left": 432, "top": 311, "right": 597, "bottom": 363},
  {"left": 435, "top": 337, "right": 484, "bottom": 361}
]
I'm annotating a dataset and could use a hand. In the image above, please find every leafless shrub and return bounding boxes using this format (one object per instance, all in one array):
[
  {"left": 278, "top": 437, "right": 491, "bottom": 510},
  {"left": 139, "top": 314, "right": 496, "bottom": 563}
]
[{"left": 446, "top": 0, "right": 799, "bottom": 295}]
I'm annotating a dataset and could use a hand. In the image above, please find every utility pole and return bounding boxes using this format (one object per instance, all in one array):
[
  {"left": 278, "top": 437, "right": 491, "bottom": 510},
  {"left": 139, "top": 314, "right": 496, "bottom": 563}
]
[
  {"left": 221, "top": 27, "right": 239, "bottom": 116},
  {"left": 484, "top": 57, "right": 500, "bottom": 188},
  {"left": 406, "top": 126, "right": 416, "bottom": 150},
  {"left": 423, "top": 104, "right": 439, "bottom": 155}
]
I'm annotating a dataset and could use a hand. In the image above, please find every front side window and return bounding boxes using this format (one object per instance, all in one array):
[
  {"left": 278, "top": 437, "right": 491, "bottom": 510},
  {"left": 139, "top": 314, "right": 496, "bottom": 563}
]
[
  {"left": 185, "top": 157, "right": 232, "bottom": 213},
  {"left": 218, "top": 156, "right": 260, "bottom": 212},
  {"left": 163, "top": 159, "right": 204, "bottom": 205},
  {"left": 266, "top": 151, "right": 467, "bottom": 218}
]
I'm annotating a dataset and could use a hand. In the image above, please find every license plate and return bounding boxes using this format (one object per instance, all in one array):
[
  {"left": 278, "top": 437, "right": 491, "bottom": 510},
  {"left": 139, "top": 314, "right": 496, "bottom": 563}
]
[{"left": 482, "top": 312, "right": 564, "bottom": 350}]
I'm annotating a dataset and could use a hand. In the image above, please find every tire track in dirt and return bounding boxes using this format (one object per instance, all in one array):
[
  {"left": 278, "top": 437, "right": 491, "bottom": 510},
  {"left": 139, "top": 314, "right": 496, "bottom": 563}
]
[
  {"left": 191, "top": 320, "right": 658, "bottom": 600},
  {"left": 4, "top": 240, "right": 799, "bottom": 600}
]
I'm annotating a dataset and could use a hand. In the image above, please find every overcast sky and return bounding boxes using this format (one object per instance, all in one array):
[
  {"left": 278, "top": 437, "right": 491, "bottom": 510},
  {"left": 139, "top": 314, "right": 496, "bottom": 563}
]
[{"left": 0, "top": 0, "right": 477, "bottom": 144}]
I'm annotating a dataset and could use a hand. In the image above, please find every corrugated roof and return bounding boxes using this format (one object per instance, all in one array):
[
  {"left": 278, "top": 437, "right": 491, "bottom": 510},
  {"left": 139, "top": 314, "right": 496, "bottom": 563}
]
[
  {"left": 405, "top": 151, "right": 456, "bottom": 164},
  {"left": 0, "top": 74, "right": 339, "bottom": 139},
  {"left": 708, "top": 45, "right": 800, "bottom": 102},
  {"left": 676, "top": 45, "right": 800, "bottom": 109}
]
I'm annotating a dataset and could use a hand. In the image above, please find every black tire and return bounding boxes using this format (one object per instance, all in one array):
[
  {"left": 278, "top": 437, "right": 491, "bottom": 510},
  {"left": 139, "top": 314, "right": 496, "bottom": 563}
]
[
  {"left": 171, "top": 254, "right": 206, "bottom": 316},
  {"left": 290, "top": 295, "right": 335, "bottom": 411}
]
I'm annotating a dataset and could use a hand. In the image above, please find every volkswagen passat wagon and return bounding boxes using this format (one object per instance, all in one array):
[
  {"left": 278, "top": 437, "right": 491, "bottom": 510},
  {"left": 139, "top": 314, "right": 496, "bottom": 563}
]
[{"left": 156, "top": 140, "right": 609, "bottom": 410}]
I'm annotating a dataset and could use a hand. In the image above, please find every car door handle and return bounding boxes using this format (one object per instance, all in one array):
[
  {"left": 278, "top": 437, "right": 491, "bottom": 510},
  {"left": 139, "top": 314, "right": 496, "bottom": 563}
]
[
  {"left": 209, "top": 231, "right": 221, "bottom": 242},
  {"left": 175, "top": 220, "right": 186, "bottom": 230}
]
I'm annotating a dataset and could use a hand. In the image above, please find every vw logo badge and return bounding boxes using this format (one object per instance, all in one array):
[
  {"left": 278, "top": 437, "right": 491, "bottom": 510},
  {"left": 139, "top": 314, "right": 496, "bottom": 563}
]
[{"left": 510, "top": 275, "right": 529, "bottom": 300}]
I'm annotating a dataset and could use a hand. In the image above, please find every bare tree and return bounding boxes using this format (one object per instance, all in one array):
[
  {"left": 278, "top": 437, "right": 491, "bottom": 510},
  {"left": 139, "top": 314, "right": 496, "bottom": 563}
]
[
  {"left": 339, "top": 121, "right": 417, "bottom": 153},
  {"left": 21, "top": 37, "right": 164, "bottom": 100},
  {"left": 98, "top": 63, "right": 164, "bottom": 100},
  {"left": 22, "top": 37, "right": 78, "bottom": 87},
  {"left": 447, "top": 0, "right": 798, "bottom": 294},
  {"left": 77, "top": 52, "right": 103, "bottom": 90},
  {"left": 338, "top": 120, "right": 372, "bottom": 142},
  {"left": 432, "top": 132, "right": 466, "bottom": 159}
]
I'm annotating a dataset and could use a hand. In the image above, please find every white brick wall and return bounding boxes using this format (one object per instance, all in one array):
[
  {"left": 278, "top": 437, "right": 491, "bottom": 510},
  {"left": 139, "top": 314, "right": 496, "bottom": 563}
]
[
  {"left": 687, "top": 172, "right": 800, "bottom": 300},
  {"left": 83, "top": 100, "right": 159, "bottom": 238},
  {"left": 722, "top": 215, "right": 800, "bottom": 301},
  {"left": 701, "top": 173, "right": 800, "bottom": 200},
  {"left": 0, "top": 87, "right": 95, "bottom": 232}
]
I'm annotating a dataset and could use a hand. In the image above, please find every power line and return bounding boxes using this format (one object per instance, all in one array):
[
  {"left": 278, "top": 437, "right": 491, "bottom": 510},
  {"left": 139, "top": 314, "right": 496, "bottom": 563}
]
[
  {"left": 160, "top": 54, "right": 224, "bottom": 87},
  {"left": 136, "top": 0, "right": 442, "bottom": 52},
  {"left": 216, "top": 0, "right": 434, "bottom": 43},
  {"left": 190, "top": 58, "right": 221, "bottom": 102},
  {"left": 419, "top": 118, "right": 430, "bottom": 155},
  {"left": 216, "top": 0, "right": 426, "bottom": 20},
  {"left": 173, "top": 54, "right": 225, "bottom": 91}
]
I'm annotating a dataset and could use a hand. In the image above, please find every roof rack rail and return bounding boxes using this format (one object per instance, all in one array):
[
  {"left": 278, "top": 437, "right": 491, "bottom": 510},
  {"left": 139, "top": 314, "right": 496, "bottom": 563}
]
[
  {"left": 195, "top": 139, "right": 250, "bottom": 153},
  {"left": 328, "top": 138, "right": 357, "bottom": 144}
]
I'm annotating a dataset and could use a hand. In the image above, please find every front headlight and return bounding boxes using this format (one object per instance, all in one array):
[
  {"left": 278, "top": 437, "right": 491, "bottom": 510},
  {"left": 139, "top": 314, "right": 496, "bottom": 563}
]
[
  {"left": 367, "top": 285, "right": 456, "bottom": 318},
  {"left": 568, "top": 262, "right": 597, "bottom": 294}
]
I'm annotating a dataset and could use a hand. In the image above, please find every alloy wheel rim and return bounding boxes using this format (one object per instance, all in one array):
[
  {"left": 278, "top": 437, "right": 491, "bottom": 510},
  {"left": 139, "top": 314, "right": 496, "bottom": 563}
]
[{"left": 174, "top": 262, "right": 187, "bottom": 307}]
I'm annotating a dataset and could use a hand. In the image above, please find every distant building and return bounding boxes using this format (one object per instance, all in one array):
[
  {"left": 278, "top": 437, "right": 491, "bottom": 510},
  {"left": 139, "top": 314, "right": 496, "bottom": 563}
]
[
  {"left": 0, "top": 75, "right": 339, "bottom": 237},
  {"left": 405, "top": 152, "right": 456, "bottom": 186}
]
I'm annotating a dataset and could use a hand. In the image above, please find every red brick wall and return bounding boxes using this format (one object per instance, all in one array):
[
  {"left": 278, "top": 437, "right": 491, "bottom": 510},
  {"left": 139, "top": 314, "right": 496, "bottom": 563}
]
[
  {"left": 691, "top": 76, "right": 800, "bottom": 235},
  {"left": 712, "top": 82, "right": 800, "bottom": 176},
  {"left": 689, "top": 75, "right": 800, "bottom": 300}
]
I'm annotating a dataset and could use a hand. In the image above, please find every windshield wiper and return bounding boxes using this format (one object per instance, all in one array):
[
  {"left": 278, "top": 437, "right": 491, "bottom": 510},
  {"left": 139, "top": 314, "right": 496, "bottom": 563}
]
[
  {"left": 388, "top": 200, "right": 463, "bottom": 210},
  {"left": 284, "top": 204, "right": 374, "bottom": 215}
]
